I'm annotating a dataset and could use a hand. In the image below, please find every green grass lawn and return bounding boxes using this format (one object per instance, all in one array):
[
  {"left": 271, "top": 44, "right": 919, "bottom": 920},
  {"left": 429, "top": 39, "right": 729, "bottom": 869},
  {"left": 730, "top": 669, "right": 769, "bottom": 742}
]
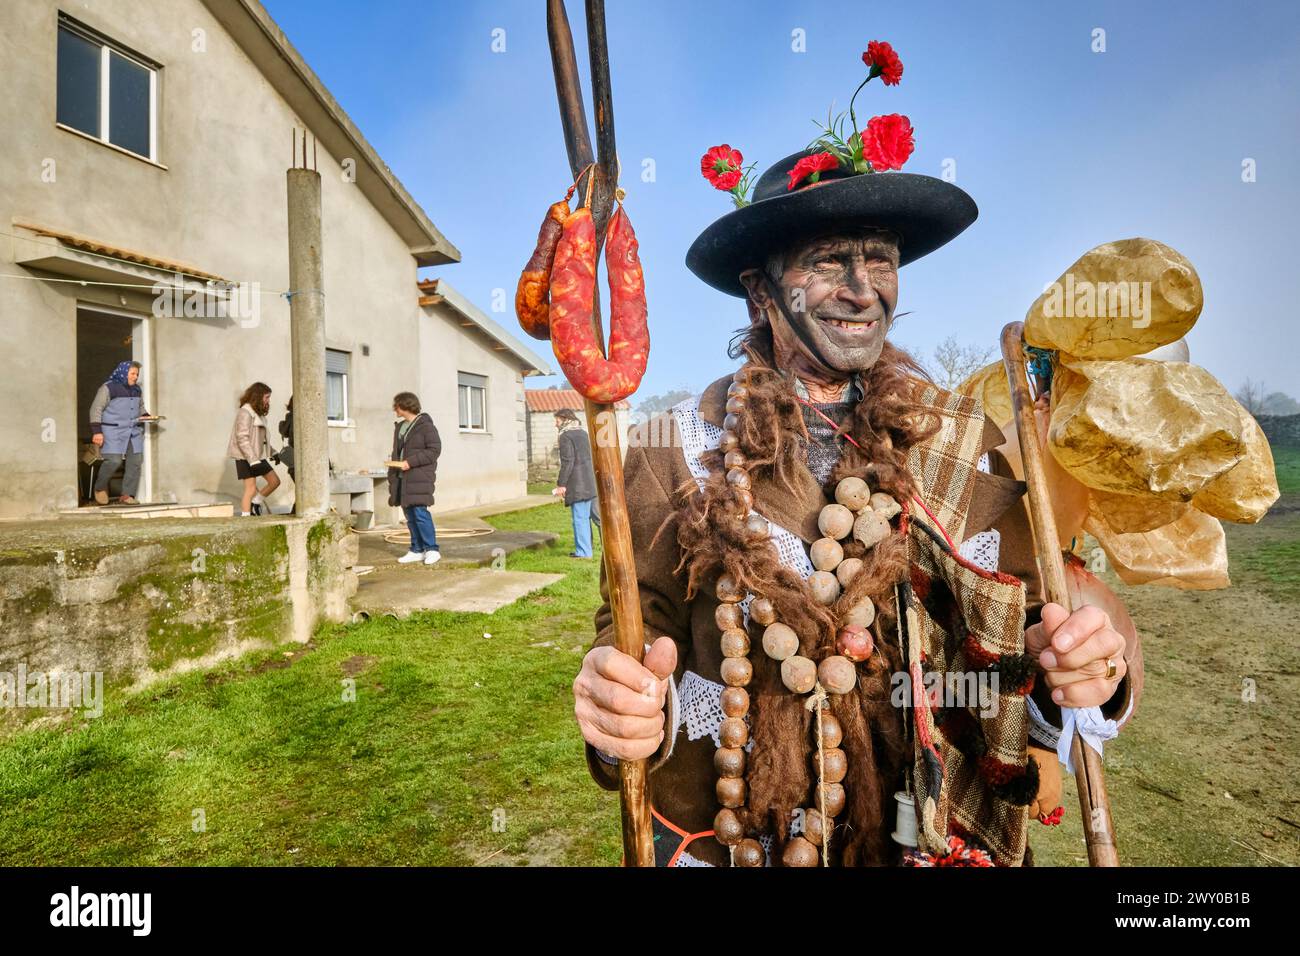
[
  {"left": 1272, "top": 445, "right": 1300, "bottom": 496},
  {"left": 2, "top": 452, "right": 1297, "bottom": 866},
  {"left": 1229, "top": 445, "right": 1300, "bottom": 603},
  {"left": 0, "top": 501, "right": 620, "bottom": 866}
]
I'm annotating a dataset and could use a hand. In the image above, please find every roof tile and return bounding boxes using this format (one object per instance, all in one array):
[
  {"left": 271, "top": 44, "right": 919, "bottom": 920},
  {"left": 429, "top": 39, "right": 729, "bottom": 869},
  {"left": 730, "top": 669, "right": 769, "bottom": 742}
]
[{"left": 526, "top": 388, "right": 630, "bottom": 411}]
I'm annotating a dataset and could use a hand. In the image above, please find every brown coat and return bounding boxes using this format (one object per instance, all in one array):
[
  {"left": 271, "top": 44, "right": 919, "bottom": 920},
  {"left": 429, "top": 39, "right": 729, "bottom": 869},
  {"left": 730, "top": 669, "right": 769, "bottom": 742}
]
[{"left": 586, "top": 374, "right": 1142, "bottom": 865}]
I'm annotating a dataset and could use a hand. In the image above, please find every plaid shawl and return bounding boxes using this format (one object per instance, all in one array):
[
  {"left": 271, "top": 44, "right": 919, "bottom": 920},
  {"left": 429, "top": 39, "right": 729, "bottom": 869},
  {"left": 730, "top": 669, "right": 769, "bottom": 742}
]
[{"left": 902, "top": 384, "right": 1034, "bottom": 866}]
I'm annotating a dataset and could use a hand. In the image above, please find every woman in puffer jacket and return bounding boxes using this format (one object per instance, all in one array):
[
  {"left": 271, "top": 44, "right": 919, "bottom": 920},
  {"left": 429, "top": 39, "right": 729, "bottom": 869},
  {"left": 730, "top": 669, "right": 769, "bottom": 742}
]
[
  {"left": 226, "top": 382, "right": 280, "bottom": 515},
  {"left": 387, "top": 391, "right": 442, "bottom": 565}
]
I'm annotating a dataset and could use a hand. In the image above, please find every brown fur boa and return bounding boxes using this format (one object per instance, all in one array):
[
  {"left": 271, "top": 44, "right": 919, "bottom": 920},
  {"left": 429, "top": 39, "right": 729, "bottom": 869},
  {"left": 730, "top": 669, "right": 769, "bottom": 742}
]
[{"left": 669, "top": 339, "right": 942, "bottom": 865}]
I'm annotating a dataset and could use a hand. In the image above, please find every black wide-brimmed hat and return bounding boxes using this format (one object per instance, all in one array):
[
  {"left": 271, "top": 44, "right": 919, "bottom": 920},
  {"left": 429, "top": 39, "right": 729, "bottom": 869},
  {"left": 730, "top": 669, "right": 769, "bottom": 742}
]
[{"left": 686, "top": 150, "right": 978, "bottom": 297}]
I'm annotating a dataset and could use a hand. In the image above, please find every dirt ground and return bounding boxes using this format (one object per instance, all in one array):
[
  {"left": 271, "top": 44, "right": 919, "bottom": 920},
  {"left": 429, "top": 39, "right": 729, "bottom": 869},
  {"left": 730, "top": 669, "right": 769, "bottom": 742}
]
[{"left": 1030, "top": 491, "right": 1300, "bottom": 866}]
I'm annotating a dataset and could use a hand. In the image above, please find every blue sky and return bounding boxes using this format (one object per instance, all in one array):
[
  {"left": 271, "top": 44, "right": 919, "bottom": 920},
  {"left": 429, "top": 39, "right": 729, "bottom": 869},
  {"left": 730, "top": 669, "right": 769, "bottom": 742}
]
[{"left": 264, "top": 0, "right": 1300, "bottom": 403}]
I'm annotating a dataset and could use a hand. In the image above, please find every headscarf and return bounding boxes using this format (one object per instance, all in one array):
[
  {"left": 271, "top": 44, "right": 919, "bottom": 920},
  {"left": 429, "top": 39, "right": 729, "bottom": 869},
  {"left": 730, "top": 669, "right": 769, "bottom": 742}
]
[{"left": 108, "top": 362, "right": 140, "bottom": 389}]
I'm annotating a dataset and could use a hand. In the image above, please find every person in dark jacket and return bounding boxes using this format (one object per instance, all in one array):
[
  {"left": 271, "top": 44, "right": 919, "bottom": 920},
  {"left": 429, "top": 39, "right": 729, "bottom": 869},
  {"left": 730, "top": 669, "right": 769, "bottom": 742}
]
[
  {"left": 387, "top": 392, "right": 442, "bottom": 566},
  {"left": 276, "top": 396, "right": 295, "bottom": 481},
  {"left": 554, "top": 409, "right": 599, "bottom": 558},
  {"left": 89, "top": 360, "right": 156, "bottom": 505}
]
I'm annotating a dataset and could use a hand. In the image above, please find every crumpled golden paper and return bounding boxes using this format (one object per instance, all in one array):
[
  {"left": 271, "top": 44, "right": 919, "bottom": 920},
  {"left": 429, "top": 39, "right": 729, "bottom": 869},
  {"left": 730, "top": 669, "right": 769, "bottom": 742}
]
[
  {"left": 1083, "top": 502, "right": 1230, "bottom": 590},
  {"left": 1049, "top": 355, "right": 1249, "bottom": 501},
  {"left": 1024, "top": 238, "right": 1202, "bottom": 359},
  {"left": 1191, "top": 409, "right": 1278, "bottom": 524},
  {"left": 1088, "top": 489, "right": 1188, "bottom": 535},
  {"left": 957, "top": 237, "right": 1280, "bottom": 590},
  {"left": 957, "top": 360, "right": 1013, "bottom": 429}
]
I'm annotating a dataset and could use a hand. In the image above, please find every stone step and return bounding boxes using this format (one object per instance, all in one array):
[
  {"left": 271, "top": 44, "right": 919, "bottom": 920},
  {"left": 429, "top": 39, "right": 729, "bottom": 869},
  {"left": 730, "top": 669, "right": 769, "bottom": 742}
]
[{"left": 60, "top": 501, "right": 235, "bottom": 519}]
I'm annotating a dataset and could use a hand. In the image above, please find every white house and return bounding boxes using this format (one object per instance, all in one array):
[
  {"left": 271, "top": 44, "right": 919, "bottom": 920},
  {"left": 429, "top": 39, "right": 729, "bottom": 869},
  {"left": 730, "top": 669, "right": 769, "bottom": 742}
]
[{"left": 0, "top": 0, "right": 551, "bottom": 521}]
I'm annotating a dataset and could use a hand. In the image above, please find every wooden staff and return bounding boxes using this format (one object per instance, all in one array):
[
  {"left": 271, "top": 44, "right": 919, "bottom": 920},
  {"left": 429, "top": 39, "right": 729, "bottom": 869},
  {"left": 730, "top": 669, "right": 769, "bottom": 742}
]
[
  {"left": 547, "top": 0, "right": 655, "bottom": 867},
  {"left": 1000, "top": 322, "right": 1119, "bottom": 867}
]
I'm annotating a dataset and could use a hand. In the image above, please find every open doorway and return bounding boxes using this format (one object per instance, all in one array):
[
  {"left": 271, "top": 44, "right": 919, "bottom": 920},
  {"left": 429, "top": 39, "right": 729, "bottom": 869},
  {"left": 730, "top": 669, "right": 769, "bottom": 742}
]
[{"left": 76, "top": 306, "right": 151, "bottom": 504}]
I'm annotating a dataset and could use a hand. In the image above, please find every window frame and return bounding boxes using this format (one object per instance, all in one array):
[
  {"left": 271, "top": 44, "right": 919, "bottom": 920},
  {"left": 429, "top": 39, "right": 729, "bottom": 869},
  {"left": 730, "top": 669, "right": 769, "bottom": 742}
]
[
  {"left": 457, "top": 372, "right": 489, "bottom": 434},
  {"left": 56, "top": 15, "right": 160, "bottom": 164},
  {"left": 325, "top": 349, "right": 351, "bottom": 425}
]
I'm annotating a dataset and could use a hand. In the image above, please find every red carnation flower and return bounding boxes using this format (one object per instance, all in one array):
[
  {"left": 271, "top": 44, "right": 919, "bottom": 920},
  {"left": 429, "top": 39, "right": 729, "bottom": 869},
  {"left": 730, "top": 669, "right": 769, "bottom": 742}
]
[
  {"left": 786, "top": 151, "right": 840, "bottom": 191},
  {"left": 701, "top": 144, "right": 744, "bottom": 191},
  {"left": 862, "top": 40, "right": 903, "bottom": 86},
  {"left": 861, "top": 114, "right": 914, "bottom": 171}
]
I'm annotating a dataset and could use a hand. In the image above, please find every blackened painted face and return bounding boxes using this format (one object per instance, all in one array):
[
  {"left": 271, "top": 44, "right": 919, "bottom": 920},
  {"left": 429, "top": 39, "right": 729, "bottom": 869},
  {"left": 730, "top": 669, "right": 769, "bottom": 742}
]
[{"left": 750, "top": 231, "right": 900, "bottom": 378}]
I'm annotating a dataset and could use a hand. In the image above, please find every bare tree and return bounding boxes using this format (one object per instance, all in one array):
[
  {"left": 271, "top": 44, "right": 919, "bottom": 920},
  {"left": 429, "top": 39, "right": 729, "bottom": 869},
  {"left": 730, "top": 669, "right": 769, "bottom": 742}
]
[
  {"left": 926, "top": 335, "right": 998, "bottom": 389},
  {"left": 1235, "top": 378, "right": 1267, "bottom": 417}
]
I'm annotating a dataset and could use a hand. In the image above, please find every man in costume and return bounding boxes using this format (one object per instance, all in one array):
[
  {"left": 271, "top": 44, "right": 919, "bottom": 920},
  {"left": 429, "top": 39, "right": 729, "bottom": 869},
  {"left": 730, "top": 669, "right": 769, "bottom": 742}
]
[{"left": 572, "top": 148, "right": 1143, "bottom": 867}]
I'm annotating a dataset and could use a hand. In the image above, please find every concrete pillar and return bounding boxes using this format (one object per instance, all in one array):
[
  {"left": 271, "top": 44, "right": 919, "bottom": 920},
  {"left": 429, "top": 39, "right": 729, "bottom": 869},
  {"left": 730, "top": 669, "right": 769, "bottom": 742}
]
[{"left": 286, "top": 168, "right": 330, "bottom": 516}]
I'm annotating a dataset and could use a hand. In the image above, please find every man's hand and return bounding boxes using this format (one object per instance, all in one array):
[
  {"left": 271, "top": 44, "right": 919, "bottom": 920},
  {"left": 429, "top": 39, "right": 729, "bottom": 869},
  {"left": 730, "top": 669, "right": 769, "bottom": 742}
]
[
  {"left": 91, "top": 434, "right": 103, "bottom": 447},
  {"left": 554, "top": 486, "right": 566, "bottom": 497},
  {"left": 574, "top": 636, "right": 677, "bottom": 760},
  {"left": 1025, "top": 602, "right": 1126, "bottom": 708}
]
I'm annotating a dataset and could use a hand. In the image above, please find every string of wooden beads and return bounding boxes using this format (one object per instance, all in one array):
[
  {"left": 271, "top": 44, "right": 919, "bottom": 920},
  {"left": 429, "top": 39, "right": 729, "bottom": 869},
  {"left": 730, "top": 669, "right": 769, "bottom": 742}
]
[
  {"left": 816, "top": 477, "right": 901, "bottom": 664},
  {"left": 710, "top": 365, "right": 904, "bottom": 866},
  {"left": 711, "top": 570, "right": 765, "bottom": 867},
  {"left": 783, "top": 702, "right": 845, "bottom": 867}
]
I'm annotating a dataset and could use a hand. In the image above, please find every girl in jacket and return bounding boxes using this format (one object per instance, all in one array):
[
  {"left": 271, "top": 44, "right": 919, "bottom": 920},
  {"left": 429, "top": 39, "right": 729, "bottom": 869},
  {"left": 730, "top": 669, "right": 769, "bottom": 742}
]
[
  {"left": 227, "top": 382, "right": 280, "bottom": 516},
  {"left": 387, "top": 392, "right": 441, "bottom": 565},
  {"left": 89, "top": 360, "right": 155, "bottom": 505}
]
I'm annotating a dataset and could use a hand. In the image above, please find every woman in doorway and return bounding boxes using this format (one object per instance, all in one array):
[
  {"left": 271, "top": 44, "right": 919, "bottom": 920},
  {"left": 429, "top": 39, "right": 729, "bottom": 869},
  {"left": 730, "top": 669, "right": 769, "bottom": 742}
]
[
  {"left": 387, "top": 392, "right": 442, "bottom": 566},
  {"left": 89, "top": 360, "right": 154, "bottom": 505},
  {"left": 227, "top": 382, "right": 280, "bottom": 516}
]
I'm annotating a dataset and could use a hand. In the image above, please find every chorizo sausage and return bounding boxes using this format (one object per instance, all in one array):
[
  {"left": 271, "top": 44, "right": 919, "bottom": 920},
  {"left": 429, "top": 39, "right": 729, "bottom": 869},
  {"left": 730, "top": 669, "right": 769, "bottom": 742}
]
[
  {"left": 548, "top": 204, "right": 649, "bottom": 403},
  {"left": 604, "top": 204, "right": 650, "bottom": 395},
  {"left": 514, "top": 200, "right": 569, "bottom": 340}
]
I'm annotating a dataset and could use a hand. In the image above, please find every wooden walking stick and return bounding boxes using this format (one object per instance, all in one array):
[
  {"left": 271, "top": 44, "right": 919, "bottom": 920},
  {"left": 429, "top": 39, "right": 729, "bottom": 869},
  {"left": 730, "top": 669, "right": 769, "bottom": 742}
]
[
  {"left": 546, "top": 0, "right": 655, "bottom": 867},
  {"left": 1000, "top": 322, "right": 1120, "bottom": 867}
]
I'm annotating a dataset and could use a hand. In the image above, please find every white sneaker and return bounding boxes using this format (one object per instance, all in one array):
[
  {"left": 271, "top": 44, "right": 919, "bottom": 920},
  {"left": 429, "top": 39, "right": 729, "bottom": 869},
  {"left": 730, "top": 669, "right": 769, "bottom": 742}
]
[
  {"left": 424, "top": 551, "right": 442, "bottom": 566},
  {"left": 397, "top": 551, "right": 425, "bottom": 564}
]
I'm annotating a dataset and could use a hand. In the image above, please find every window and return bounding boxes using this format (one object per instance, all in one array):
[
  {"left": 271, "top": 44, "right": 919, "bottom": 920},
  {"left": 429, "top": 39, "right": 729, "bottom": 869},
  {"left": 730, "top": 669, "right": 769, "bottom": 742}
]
[
  {"left": 326, "top": 349, "right": 350, "bottom": 422},
  {"left": 57, "top": 17, "right": 158, "bottom": 161},
  {"left": 458, "top": 372, "right": 487, "bottom": 432}
]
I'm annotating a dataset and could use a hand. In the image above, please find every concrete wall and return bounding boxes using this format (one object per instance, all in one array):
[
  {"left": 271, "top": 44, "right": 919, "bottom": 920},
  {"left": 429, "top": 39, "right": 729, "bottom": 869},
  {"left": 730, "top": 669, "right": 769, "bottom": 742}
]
[
  {"left": 419, "top": 302, "right": 529, "bottom": 512},
  {"left": 0, "top": 0, "right": 528, "bottom": 520},
  {"left": 0, "top": 514, "right": 357, "bottom": 724}
]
